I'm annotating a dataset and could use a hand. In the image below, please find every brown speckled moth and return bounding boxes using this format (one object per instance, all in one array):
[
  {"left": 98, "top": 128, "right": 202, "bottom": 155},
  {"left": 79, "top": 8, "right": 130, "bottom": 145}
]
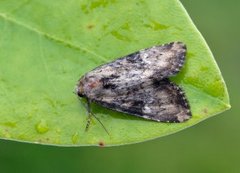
[{"left": 76, "top": 42, "right": 191, "bottom": 133}]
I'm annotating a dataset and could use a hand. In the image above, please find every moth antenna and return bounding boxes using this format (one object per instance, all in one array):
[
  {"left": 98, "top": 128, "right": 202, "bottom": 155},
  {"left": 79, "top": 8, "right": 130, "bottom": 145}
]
[
  {"left": 91, "top": 112, "right": 110, "bottom": 136},
  {"left": 84, "top": 98, "right": 110, "bottom": 136}
]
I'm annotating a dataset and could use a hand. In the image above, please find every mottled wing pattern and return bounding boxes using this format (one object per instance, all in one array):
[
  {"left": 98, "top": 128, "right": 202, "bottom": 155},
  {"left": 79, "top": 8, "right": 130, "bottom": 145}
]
[
  {"left": 84, "top": 42, "right": 186, "bottom": 90},
  {"left": 77, "top": 42, "right": 191, "bottom": 123},
  {"left": 93, "top": 79, "right": 191, "bottom": 123}
]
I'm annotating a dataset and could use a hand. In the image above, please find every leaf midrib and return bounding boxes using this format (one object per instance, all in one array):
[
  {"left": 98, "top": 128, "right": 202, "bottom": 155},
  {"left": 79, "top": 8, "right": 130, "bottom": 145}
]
[{"left": 0, "top": 12, "right": 107, "bottom": 62}]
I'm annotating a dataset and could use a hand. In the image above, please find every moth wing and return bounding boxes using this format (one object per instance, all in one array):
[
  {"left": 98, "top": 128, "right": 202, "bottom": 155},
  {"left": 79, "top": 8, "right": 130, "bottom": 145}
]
[
  {"left": 93, "top": 79, "right": 191, "bottom": 123},
  {"left": 80, "top": 42, "right": 187, "bottom": 95}
]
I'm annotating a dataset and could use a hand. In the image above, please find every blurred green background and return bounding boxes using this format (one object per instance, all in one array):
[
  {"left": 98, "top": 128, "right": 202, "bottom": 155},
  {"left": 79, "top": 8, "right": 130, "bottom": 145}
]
[{"left": 0, "top": 0, "right": 238, "bottom": 172}]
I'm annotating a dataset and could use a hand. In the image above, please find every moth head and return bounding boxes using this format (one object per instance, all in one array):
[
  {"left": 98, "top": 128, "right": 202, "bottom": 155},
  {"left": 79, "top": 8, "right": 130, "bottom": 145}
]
[
  {"left": 76, "top": 78, "right": 85, "bottom": 97},
  {"left": 76, "top": 75, "right": 103, "bottom": 98}
]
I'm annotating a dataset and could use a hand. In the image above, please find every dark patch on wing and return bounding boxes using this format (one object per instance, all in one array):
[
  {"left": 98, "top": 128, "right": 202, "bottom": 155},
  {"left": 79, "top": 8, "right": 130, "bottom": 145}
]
[
  {"left": 132, "top": 100, "right": 144, "bottom": 107},
  {"left": 100, "top": 75, "right": 120, "bottom": 89},
  {"left": 103, "top": 83, "right": 117, "bottom": 90},
  {"left": 159, "top": 114, "right": 179, "bottom": 122},
  {"left": 126, "top": 52, "right": 142, "bottom": 63},
  {"left": 163, "top": 42, "right": 174, "bottom": 50}
]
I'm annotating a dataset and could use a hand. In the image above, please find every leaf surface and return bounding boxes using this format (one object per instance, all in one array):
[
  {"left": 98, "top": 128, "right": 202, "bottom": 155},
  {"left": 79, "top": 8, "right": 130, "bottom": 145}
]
[{"left": 0, "top": 0, "right": 230, "bottom": 146}]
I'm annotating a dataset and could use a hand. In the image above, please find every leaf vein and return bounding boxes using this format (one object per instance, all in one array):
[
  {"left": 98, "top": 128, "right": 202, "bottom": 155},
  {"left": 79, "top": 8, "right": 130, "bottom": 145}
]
[{"left": 0, "top": 12, "right": 108, "bottom": 62}]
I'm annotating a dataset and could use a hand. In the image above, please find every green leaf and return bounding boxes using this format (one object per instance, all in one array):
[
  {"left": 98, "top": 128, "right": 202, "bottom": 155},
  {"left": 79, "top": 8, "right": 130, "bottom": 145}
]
[{"left": 0, "top": 0, "right": 230, "bottom": 146}]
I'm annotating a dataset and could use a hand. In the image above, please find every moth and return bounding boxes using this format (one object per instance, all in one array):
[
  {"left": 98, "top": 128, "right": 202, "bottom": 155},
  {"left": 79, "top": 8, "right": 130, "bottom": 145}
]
[{"left": 76, "top": 42, "right": 191, "bottom": 132}]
